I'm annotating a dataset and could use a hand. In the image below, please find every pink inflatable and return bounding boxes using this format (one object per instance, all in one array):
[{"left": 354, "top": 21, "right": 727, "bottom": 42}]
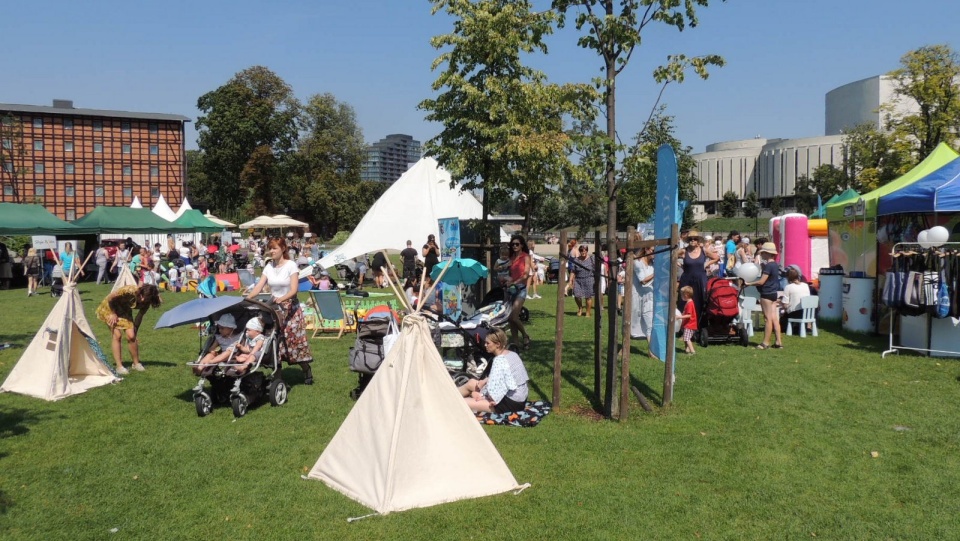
[{"left": 781, "top": 213, "right": 811, "bottom": 279}]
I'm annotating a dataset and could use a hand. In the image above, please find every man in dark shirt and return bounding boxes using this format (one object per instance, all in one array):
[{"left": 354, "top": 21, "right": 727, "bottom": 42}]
[{"left": 400, "top": 240, "right": 418, "bottom": 279}]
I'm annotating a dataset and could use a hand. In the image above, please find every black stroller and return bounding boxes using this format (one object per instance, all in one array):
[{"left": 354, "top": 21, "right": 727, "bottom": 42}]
[
  {"left": 155, "top": 297, "right": 288, "bottom": 418},
  {"left": 481, "top": 287, "right": 530, "bottom": 322}
]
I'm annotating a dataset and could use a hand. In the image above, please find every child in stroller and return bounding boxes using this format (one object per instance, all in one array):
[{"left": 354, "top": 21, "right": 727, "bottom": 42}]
[{"left": 186, "top": 299, "right": 288, "bottom": 418}]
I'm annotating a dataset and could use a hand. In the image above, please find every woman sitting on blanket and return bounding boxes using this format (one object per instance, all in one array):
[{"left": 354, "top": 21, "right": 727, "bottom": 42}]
[{"left": 458, "top": 329, "right": 530, "bottom": 414}]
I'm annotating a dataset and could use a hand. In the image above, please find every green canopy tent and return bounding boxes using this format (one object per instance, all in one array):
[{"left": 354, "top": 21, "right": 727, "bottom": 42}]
[
  {"left": 810, "top": 188, "right": 860, "bottom": 218},
  {"left": 825, "top": 142, "right": 960, "bottom": 222},
  {"left": 171, "top": 209, "right": 224, "bottom": 233},
  {"left": 71, "top": 206, "right": 193, "bottom": 234},
  {"left": 0, "top": 203, "right": 96, "bottom": 236}
]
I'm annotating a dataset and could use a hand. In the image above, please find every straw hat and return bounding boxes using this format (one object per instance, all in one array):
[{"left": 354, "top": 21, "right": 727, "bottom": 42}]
[
  {"left": 686, "top": 230, "right": 701, "bottom": 240},
  {"left": 759, "top": 242, "right": 778, "bottom": 255}
]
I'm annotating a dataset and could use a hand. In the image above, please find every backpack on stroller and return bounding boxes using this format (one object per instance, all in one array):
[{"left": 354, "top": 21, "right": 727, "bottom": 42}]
[{"left": 348, "top": 312, "right": 396, "bottom": 399}]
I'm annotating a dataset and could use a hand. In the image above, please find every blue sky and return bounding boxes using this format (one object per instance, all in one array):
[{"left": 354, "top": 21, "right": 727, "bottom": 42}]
[{"left": 2, "top": 0, "right": 958, "bottom": 154}]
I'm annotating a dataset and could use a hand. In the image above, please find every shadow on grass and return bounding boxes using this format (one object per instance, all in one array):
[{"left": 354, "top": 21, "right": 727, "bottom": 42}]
[
  {"left": 0, "top": 406, "right": 53, "bottom": 443},
  {"left": 528, "top": 339, "right": 603, "bottom": 412}
]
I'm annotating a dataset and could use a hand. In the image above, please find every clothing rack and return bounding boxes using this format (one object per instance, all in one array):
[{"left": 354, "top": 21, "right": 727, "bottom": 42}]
[{"left": 882, "top": 241, "right": 960, "bottom": 358}]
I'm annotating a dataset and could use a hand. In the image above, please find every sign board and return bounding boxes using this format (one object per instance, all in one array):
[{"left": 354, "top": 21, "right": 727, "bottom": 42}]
[{"left": 31, "top": 236, "right": 57, "bottom": 251}]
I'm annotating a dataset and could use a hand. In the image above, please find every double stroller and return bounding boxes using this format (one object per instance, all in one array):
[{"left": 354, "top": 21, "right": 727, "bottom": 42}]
[
  {"left": 185, "top": 299, "right": 288, "bottom": 417},
  {"left": 696, "top": 276, "right": 750, "bottom": 347}
]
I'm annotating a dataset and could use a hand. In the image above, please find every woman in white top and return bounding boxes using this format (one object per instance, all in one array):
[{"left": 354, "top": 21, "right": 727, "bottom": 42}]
[
  {"left": 631, "top": 245, "right": 656, "bottom": 342},
  {"left": 735, "top": 237, "right": 752, "bottom": 271},
  {"left": 779, "top": 267, "right": 812, "bottom": 332},
  {"left": 458, "top": 329, "right": 529, "bottom": 413},
  {"left": 246, "top": 237, "right": 314, "bottom": 384}
]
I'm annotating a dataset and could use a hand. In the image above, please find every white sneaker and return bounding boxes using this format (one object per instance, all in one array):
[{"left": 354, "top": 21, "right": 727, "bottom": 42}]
[{"left": 116, "top": 366, "right": 129, "bottom": 375}]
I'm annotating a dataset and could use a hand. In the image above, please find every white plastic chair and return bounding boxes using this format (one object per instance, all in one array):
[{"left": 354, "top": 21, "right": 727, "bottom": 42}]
[
  {"left": 787, "top": 296, "right": 819, "bottom": 337},
  {"left": 739, "top": 296, "right": 758, "bottom": 337}
]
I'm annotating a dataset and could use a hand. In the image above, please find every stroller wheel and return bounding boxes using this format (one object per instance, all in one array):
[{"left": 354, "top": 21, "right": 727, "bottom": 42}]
[
  {"left": 698, "top": 327, "right": 709, "bottom": 348},
  {"left": 231, "top": 394, "right": 249, "bottom": 418},
  {"left": 739, "top": 326, "right": 750, "bottom": 347},
  {"left": 268, "top": 379, "right": 288, "bottom": 407},
  {"left": 194, "top": 392, "right": 213, "bottom": 417},
  {"left": 451, "top": 372, "right": 471, "bottom": 388},
  {"left": 519, "top": 307, "right": 530, "bottom": 322}
]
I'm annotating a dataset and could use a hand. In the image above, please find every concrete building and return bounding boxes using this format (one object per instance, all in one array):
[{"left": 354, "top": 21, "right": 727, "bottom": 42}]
[
  {"left": 0, "top": 99, "right": 189, "bottom": 220},
  {"left": 361, "top": 134, "right": 421, "bottom": 183},
  {"left": 691, "top": 75, "right": 916, "bottom": 212}
]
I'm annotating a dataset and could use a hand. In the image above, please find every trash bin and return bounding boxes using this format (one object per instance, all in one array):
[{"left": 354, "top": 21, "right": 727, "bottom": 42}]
[
  {"left": 842, "top": 275, "right": 875, "bottom": 333},
  {"left": 818, "top": 268, "right": 844, "bottom": 321}
]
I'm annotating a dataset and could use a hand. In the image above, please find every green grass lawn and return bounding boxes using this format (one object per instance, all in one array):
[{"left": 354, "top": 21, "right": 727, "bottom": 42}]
[{"left": 3, "top": 281, "right": 960, "bottom": 539}]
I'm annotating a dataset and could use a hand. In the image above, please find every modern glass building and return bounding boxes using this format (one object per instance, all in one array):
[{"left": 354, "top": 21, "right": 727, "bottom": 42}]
[
  {"left": 0, "top": 99, "right": 189, "bottom": 220},
  {"left": 361, "top": 134, "right": 421, "bottom": 183}
]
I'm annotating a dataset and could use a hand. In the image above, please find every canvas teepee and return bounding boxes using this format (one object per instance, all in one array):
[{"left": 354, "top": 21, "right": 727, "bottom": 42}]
[
  {"left": 1, "top": 283, "right": 119, "bottom": 400},
  {"left": 111, "top": 263, "right": 138, "bottom": 293},
  {"left": 307, "top": 313, "right": 527, "bottom": 515}
]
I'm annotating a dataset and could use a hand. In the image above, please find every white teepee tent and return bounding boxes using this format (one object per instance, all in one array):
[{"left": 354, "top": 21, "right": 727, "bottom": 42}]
[
  {"left": 307, "top": 313, "right": 527, "bottom": 515},
  {"left": 111, "top": 263, "right": 138, "bottom": 293},
  {"left": 1, "top": 283, "right": 119, "bottom": 400}
]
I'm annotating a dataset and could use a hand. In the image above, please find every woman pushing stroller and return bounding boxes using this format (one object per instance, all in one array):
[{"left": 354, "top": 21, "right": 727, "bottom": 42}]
[{"left": 246, "top": 237, "right": 314, "bottom": 384}]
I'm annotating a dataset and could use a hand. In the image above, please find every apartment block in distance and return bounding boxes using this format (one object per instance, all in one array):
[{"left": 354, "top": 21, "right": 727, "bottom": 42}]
[
  {"left": 361, "top": 133, "right": 422, "bottom": 183},
  {"left": 0, "top": 99, "right": 190, "bottom": 220}
]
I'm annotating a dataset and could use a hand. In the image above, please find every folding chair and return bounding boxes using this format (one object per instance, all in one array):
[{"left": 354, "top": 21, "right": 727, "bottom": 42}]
[
  {"left": 237, "top": 268, "right": 256, "bottom": 290},
  {"left": 786, "top": 296, "right": 819, "bottom": 337},
  {"left": 309, "top": 289, "right": 352, "bottom": 339}
]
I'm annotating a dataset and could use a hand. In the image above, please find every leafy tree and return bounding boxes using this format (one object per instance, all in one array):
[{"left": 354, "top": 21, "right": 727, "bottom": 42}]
[
  {"left": 884, "top": 44, "right": 960, "bottom": 158},
  {"left": 793, "top": 175, "right": 817, "bottom": 215},
  {"left": 195, "top": 66, "right": 300, "bottom": 213},
  {"left": 0, "top": 115, "right": 29, "bottom": 203},
  {"left": 185, "top": 149, "right": 213, "bottom": 210},
  {"left": 421, "top": 0, "right": 595, "bottom": 244},
  {"left": 842, "top": 123, "right": 909, "bottom": 191},
  {"left": 553, "top": 0, "right": 725, "bottom": 256},
  {"left": 239, "top": 145, "right": 276, "bottom": 217},
  {"left": 292, "top": 93, "right": 370, "bottom": 235},
  {"left": 770, "top": 195, "right": 783, "bottom": 216},
  {"left": 718, "top": 190, "right": 739, "bottom": 218},
  {"left": 743, "top": 191, "right": 760, "bottom": 218},
  {"left": 809, "top": 164, "right": 849, "bottom": 200},
  {"left": 619, "top": 107, "right": 700, "bottom": 228}
]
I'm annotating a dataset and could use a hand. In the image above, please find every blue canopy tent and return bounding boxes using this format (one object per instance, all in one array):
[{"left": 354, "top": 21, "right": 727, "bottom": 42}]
[{"left": 877, "top": 157, "right": 960, "bottom": 215}]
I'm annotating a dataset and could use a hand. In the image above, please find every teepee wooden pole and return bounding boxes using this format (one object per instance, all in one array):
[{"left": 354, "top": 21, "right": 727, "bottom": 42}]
[
  {"left": 380, "top": 251, "right": 410, "bottom": 312},
  {"left": 72, "top": 251, "right": 95, "bottom": 286},
  {"left": 417, "top": 259, "right": 453, "bottom": 315}
]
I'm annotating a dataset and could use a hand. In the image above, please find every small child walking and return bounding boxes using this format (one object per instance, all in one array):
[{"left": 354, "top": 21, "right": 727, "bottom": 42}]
[{"left": 679, "top": 285, "right": 698, "bottom": 354}]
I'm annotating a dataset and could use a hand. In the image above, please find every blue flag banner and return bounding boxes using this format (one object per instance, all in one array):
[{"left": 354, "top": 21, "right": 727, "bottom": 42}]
[
  {"left": 437, "top": 217, "right": 461, "bottom": 318},
  {"left": 649, "top": 145, "right": 679, "bottom": 363}
]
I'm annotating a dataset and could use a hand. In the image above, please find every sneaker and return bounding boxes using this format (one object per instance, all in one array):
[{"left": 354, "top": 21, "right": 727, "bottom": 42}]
[
  {"left": 116, "top": 366, "right": 129, "bottom": 375},
  {"left": 132, "top": 363, "right": 146, "bottom": 372}
]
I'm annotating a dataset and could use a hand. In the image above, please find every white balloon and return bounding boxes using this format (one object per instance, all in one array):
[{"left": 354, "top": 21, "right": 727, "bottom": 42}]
[
  {"left": 928, "top": 225, "right": 950, "bottom": 247},
  {"left": 917, "top": 230, "right": 932, "bottom": 249},
  {"left": 737, "top": 262, "right": 762, "bottom": 282}
]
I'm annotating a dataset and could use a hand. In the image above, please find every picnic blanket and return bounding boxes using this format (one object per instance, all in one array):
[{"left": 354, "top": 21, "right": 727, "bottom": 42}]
[{"left": 475, "top": 400, "right": 552, "bottom": 427}]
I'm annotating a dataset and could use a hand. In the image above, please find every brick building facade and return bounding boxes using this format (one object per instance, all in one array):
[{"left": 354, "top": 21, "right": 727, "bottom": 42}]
[{"left": 0, "top": 100, "right": 189, "bottom": 220}]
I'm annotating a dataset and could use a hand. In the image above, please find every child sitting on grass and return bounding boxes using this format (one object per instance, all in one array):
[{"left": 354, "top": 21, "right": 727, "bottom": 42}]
[
  {"left": 678, "top": 285, "right": 698, "bottom": 355},
  {"left": 230, "top": 318, "right": 267, "bottom": 375},
  {"left": 194, "top": 314, "right": 241, "bottom": 375}
]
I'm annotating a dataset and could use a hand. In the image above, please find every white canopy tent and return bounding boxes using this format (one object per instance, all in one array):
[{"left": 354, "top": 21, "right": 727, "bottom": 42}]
[
  {"left": 317, "top": 157, "right": 506, "bottom": 270},
  {"left": 174, "top": 197, "right": 193, "bottom": 219},
  {"left": 151, "top": 195, "right": 177, "bottom": 222},
  {"left": 130, "top": 196, "right": 143, "bottom": 209},
  {"left": 204, "top": 211, "right": 236, "bottom": 228}
]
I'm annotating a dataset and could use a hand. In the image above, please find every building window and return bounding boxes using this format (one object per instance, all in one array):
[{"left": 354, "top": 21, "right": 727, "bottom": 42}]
[
  {"left": 150, "top": 165, "right": 159, "bottom": 177},
  {"left": 123, "top": 186, "right": 132, "bottom": 198},
  {"left": 65, "top": 164, "right": 74, "bottom": 174},
  {"left": 65, "top": 210, "right": 76, "bottom": 221},
  {"left": 93, "top": 120, "right": 102, "bottom": 131},
  {"left": 35, "top": 185, "right": 44, "bottom": 196},
  {"left": 149, "top": 145, "right": 159, "bottom": 155},
  {"left": 94, "top": 142, "right": 103, "bottom": 153},
  {"left": 33, "top": 118, "right": 42, "bottom": 128},
  {"left": 150, "top": 187, "right": 160, "bottom": 197},
  {"left": 2, "top": 163, "right": 11, "bottom": 173},
  {"left": 34, "top": 163, "right": 44, "bottom": 174},
  {"left": 123, "top": 165, "right": 132, "bottom": 176},
  {"left": 94, "top": 164, "right": 103, "bottom": 175},
  {"left": 2, "top": 185, "right": 12, "bottom": 196},
  {"left": 65, "top": 186, "right": 75, "bottom": 197},
  {"left": 65, "top": 141, "right": 74, "bottom": 152},
  {"left": 63, "top": 118, "right": 73, "bottom": 129},
  {"left": 34, "top": 140, "right": 43, "bottom": 151},
  {"left": 149, "top": 123, "right": 158, "bottom": 134},
  {"left": 121, "top": 121, "right": 131, "bottom": 132},
  {"left": 95, "top": 186, "right": 104, "bottom": 197},
  {"left": 122, "top": 144, "right": 131, "bottom": 154},
  {"left": 1, "top": 139, "right": 10, "bottom": 150}
]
